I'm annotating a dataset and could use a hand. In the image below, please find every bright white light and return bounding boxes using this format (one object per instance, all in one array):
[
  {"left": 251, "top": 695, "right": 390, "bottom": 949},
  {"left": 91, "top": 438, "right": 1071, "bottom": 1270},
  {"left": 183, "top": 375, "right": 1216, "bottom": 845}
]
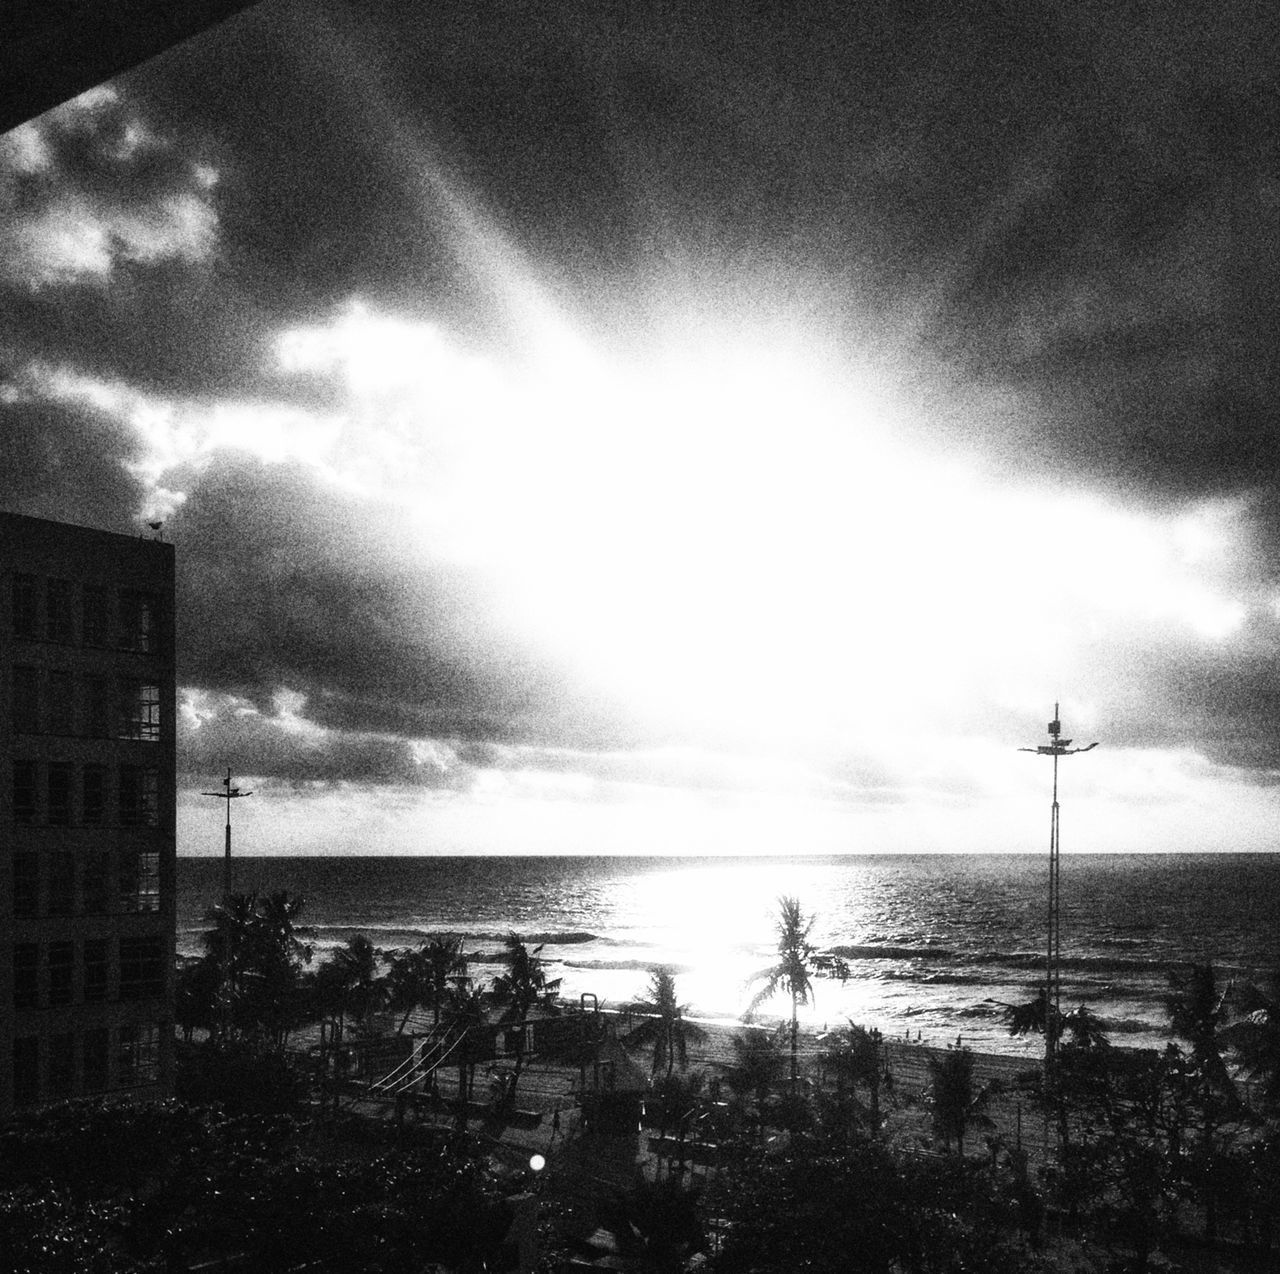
[
  {"left": 264, "top": 305, "right": 1256, "bottom": 746},
  {"left": 528, "top": 1153, "right": 546, "bottom": 1172}
]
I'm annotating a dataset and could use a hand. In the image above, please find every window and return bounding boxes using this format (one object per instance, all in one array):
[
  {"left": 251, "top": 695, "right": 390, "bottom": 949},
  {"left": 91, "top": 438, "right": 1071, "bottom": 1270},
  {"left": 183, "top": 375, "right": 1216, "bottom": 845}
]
[
  {"left": 48, "top": 1032, "right": 76, "bottom": 1101},
  {"left": 47, "top": 762, "right": 73, "bottom": 826},
  {"left": 13, "top": 852, "right": 38, "bottom": 917},
  {"left": 13, "top": 665, "right": 39, "bottom": 732},
  {"left": 14, "top": 1037, "right": 39, "bottom": 1106},
  {"left": 118, "top": 1022, "right": 160, "bottom": 1087},
  {"left": 47, "top": 852, "right": 75, "bottom": 915},
  {"left": 14, "top": 943, "right": 39, "bottom": 1009},
  {"left": 83, "top": 850, "right": 112, "bottom": 913},
  {"left": 83, "top": 939, "right": 109, "bottom": 1003},
  {"left": 85, "top": 675, "right": 110, "bottom": 737},
  {"left": 46, "top": 578, "right": 73, "bottom": 642},
  {"left": 120, "top": 850, "right": 161, "bottom": 913},
  {"left": 83, "top": 1027, "right": 109, "bottom": 1093},
  {"left": 119, "top": 767, "right": 160, "bottom": 828},
  {"left": 118, "top": 680, "right": 161, "bottom": 742},
  {"left": 12, "top": 574, "right": 37, "bottom": 639},
  {"left": 13, "top": 760, "right": 37, "bottom": 824},
  {"left": 47, "top": 671, "right": 75, "bottom": 734},
  {"left": 119, "top": 935, "right": 165, "bottom": 1000},
  {"left": 120, "top": 590, "right": 159, "bottom": 652},
  {"left": 82, "top": 764, "right": 106, "bottom": 825},
  {"left": 48, "top": 941, "right": 74, "bottom": 1006},
  {"left": 82, "top": 585, "right": 110, "bottom": 646}
]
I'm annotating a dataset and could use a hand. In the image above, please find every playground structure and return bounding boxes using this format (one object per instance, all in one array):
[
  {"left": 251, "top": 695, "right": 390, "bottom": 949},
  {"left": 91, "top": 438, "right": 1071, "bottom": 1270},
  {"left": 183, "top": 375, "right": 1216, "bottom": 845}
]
[{"left": 312, "top": 993, "right": 628, "bottom": 1125}]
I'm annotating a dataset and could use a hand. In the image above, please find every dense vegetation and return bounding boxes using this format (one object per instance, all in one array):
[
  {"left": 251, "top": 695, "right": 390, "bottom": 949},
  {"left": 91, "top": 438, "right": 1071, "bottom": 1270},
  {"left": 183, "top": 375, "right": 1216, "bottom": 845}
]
[{"left": 8, "top": 892, "right": 1280, "bottom": 1272}]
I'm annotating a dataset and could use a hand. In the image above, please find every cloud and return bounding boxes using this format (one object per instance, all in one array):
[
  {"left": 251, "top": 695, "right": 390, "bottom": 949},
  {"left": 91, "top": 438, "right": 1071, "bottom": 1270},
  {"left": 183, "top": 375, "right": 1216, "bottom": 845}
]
[
  {"left": 0, "top": 87, "right": 218, "bottom": 290},
  {"left": 0, "top": 385, "right": 149, "bottom": 532},
  {"left": 166, "top": 449, "right": 613, "bottom": 749},
  {"left": 178, "top": 688, "right": 475, "bottom": 790}
]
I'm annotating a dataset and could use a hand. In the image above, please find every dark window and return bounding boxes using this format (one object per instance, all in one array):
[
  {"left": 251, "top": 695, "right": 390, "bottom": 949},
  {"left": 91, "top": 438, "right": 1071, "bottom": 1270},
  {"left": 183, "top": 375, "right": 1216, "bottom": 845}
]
[
  {"left": 13, "top": 852, "right": 38, "bottom": 917},
  {"left": 48, "top": 941, "right": 74, "bottom": 1006},
  {"left": 83, "top": 850, "right": 111, "bottom": 913},
  {"left": 83, "top": 1027, "right": 109, "bottom": 1093},
  {"left": 47, "top": 852, "right": 75, "bottom": 915},
  {"left": 13, "top": 664, "right": 39, "bottom": 731},
  {"left": 12, "top": 574, "right": 38, "bottom": 639},
  {"left": 120, "top": 590, "right": 159, "bottom": 653},
  {"left": 118, "top": 680, "right": 161, "bottom": 742},
  {"left": 82, "top": 764, "right": 106, "bottom": 825},
  {"left": 13, "top": 759, "right": 37, "bottom": 824},
  {"left": 118, "top": 1022, "right": 160, "bottom": 1087},
  {"left": 14, "top": 943, "right": 39, "bottom": 1009},
  {"left": 119, "top": 767, "right": 160, "bottom": 828},
  {"left": 48, "top": 1032, "right": 76, "bottom": 1100},
  {"left": 119, "top": 935, "right": 165, "bottom": 1000},
  {"left": 47, "top": 671, "right": 75, "bottom": 734},
  {"left": 46, "top": 579, "right": 73, "bottom": 642},
  {"left": 83, "top": 939, "right": 109, "bottom": 1003},
  {"left": 13, "top": 759, "right": 38, "bottom": 824},
  {"left": 47, "top": 762, "right": 73, "bottom": 827},
  {"left": 85, "top": 675, "right": 110, "bottom": 737},
  {"left": 14, "top": 1037, "right": 39, "bottom": 1106},
  {"left": 120, "top": 850, "right": 161, "bottom": 913},
  {"left": 82, "top": 585, "right": 110, "bottom": 646}
]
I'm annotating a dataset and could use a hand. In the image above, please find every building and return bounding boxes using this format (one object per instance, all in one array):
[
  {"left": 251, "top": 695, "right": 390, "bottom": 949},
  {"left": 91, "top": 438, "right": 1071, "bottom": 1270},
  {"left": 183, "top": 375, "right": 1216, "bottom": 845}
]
[{"left": 1, "top": 511, "right": 175, "bottom": 1117}]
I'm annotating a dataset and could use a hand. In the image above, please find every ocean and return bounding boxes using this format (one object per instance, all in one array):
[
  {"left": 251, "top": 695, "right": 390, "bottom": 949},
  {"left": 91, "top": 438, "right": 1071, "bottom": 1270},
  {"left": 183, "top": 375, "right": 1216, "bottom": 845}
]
[{"left": 177, "top": 853, "right": 1280, "bottom": 1058}]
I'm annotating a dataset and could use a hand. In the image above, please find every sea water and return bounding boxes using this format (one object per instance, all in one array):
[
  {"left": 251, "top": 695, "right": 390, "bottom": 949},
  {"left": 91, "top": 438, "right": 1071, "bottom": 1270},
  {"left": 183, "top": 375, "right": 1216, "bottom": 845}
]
[{"left": 176, "top": 853, "right": 1280, "bottom": 1057}]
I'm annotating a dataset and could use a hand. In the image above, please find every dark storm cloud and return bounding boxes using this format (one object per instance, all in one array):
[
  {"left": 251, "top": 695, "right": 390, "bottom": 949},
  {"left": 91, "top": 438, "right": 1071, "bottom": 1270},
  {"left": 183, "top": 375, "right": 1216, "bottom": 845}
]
[
  {"left": 168, "top": 451, "right": 625, "bottom": 752},
  {"left": 0, "top": 393, "right": 149, "bottom": 533},
  {"left": 178, "top": 694, "right": 473, "bottom": 789}
]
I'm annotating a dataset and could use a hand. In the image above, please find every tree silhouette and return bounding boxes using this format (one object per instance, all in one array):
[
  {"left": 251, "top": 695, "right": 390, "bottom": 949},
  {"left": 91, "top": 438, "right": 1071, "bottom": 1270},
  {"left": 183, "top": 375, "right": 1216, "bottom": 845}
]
[
  {"left": 723, "top": 1028, "right": 784, "bottom": 1137},
  {"left": 422, "top": 934, "right": 469, "bottom": 1026},
  {"left": 925, "top": 1046, "right": 994, "bottom": 1155},
  {"left": 1225, "top": 969, "right": 1280, "bottom": 1115},
  {"left": 490, "top": 934, "right": 561, "bottom": 1098},
  {"left": 624, "top": 967, "right": 708, "bottom": 1079},
  {"left": 745, "top": 897, "right": 848, "bottom": 1088},
  {"left": 821, "top": 1021, "right": 888, "bottom": 1133}
]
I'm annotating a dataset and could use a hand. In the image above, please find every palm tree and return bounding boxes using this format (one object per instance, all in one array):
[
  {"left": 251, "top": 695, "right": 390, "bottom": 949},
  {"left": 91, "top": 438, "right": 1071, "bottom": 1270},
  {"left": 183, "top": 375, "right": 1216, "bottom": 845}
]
[
  {"left": 624, "top": 967, "right": 708, "bottom": 1079},
  {"left": 386, "top": 947, "right": 433, "bottom": 1034},
  {"left": 926, "top": 1046, "right": 995, "bottom": 1155},
  {"left": 821, "top": 1021, "right": 887, "bottom": 1132},
  {"left": 443, "top": 982, "right": 487, "bottom": 1124},
  {"left": 1225, "top": 969, "right": 1280, "bottom": 1115},
  {"left": 202, "top": 891, "right": 260, "bottom": 1040},
  {"left": 255, "top": 890, "right": 313, "bottom": 964},
  {"left": 422, "top": 934, "right": 469, "bottom": 1026},
  {"left": 490, "top": 933, "right": 562, "bottom": 1096},
  {"left": 1165, "top": 962, "right": 1240, "bottom": 1240},
  {"left": 327, "top": 933, "right": 387, "bottom": 1031},
  {"left": 723, "top": 1027, "right": 784, "bottom": 1136},
  {"left": 251, "top": 890, "right": 313, "bottom": 1046},
  {"left": 745, "top": 897, "right": 849, "bottom": 1088}
]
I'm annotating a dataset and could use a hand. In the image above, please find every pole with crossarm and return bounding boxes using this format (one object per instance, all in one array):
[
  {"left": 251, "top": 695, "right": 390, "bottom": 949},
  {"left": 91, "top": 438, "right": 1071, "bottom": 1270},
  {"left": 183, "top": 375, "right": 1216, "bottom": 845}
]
[
  {"left": 1019, "top": 705, "right": 1097, "bottom": 1073},
  {"left": 201, "top": 767, "right": 252, "bottom": 902}
]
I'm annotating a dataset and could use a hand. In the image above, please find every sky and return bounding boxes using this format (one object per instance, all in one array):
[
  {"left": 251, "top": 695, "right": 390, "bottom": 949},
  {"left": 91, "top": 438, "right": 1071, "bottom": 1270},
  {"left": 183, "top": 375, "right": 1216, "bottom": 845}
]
[{"left": 3, "top": 0, "right": 1280, "bottom": 855}]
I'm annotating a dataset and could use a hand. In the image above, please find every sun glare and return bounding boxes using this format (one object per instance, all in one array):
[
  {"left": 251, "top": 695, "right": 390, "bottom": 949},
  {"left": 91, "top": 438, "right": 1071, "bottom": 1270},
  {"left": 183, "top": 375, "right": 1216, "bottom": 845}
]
[{"left": 265, "top": 301, "right": 1253, "bottom": 749}]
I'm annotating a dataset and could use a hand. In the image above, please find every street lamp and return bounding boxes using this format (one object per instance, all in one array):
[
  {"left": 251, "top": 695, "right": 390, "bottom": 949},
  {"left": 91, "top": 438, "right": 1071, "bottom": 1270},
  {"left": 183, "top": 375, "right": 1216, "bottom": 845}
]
[
  {"left": 201, "top": 767, "right": 252, "bottom": 902},
  {"left": 1019, "top": 704, "right": 1097, "bottom": 1070}
]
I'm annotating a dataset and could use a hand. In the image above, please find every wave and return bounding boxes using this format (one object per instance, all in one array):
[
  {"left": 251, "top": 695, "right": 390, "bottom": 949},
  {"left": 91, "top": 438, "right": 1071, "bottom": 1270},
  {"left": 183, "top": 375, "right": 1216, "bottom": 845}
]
[
  {"left": 828, "top": 944, "right": 957, "bottom": 961},
  {"left": 308, "top": 925, "right": 602, "bottom": 948},
  {"left": 561, "top": 958, "right": 695, "bottom": 976}
]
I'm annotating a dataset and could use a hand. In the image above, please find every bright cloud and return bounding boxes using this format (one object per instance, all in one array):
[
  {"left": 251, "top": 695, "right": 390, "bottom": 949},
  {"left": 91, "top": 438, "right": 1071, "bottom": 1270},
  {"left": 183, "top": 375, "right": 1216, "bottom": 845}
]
[{"left": 0, "top": 87, "right": 218, "bottom": 290}]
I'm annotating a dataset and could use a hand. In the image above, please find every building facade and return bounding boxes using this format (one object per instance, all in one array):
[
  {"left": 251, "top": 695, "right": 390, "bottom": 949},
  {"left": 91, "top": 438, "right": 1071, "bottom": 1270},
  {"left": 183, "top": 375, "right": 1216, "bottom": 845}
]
[{"left": 1, "top": 511, "right": 176, "bottom": 1117}]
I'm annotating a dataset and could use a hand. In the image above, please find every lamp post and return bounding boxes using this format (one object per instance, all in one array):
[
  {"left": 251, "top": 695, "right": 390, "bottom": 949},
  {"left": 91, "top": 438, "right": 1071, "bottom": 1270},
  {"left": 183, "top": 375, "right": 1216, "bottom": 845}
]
[
  {"left": 1019, "top": 705, "right": 1096, "bottom": 1071},
  {"left": 201, "top": 767, "right": 252, "bottom": 902}
]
